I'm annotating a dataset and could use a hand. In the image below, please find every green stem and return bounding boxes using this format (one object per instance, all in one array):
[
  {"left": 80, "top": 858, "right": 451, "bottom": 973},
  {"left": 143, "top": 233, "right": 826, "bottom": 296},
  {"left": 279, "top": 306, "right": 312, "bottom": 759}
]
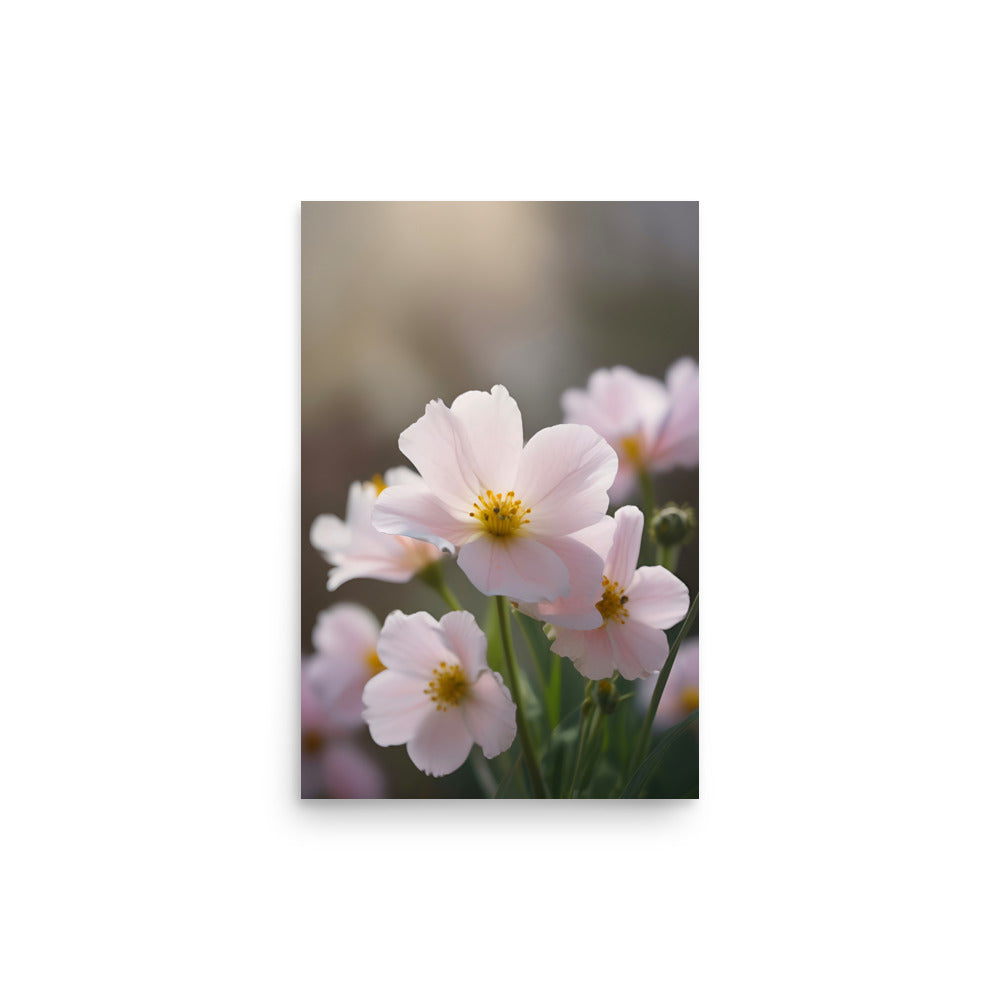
[
  {"left": 417, "top": 562, "right": 463, "bottom": 611},
  {"left": 571, "top": 701, "right": 605, "bottom": 798},
  {"left": 496, "top": 595, "right": 548, "bottom": 798},
  {"left": 545, "top": 652, "right": 562, "bottom": 730},
  {"left": 567, "top": 682, "right": 594, "bottom": 798},
  {"left": 631, "top": 593, "right": 699, "bottom": 774},
  {"left": 512, "top": 608, "right": 545, "bottom": 683},
  {"left": 659, "top": 544, "right": 680, "bottom": 574}
]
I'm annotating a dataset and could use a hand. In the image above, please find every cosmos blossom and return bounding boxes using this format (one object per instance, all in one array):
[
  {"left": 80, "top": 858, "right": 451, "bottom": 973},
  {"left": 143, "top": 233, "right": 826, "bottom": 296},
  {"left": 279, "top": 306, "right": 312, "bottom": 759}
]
[
  {"left": 640, "top": 637, "right": 699, "bottom": 729},
  {"left": 371, "top": 384, "right": 616, "bottom": 605},
  {"left": 301, "top": 668, "right": 386, "bottom": 798},
  {"left": 513, "top": 515, "right": 617, "bottom": 629},
  {"left": 561, "top": 359, "right": 699, "bottom": 502},
  {"left": 311, "top": 467, "right": 444, "bottom": 592},
  {"left": 321, "top": 743, "right": 387, "bottom": 799},
  {"left": 547, "top": 506, "right": 690, "bottom": 681},
  {"left": 362, "top": 610, "right": 517, "bottom": 777},
  {"left": 304, "top": 603, "right": 386, "bottom": 732}
]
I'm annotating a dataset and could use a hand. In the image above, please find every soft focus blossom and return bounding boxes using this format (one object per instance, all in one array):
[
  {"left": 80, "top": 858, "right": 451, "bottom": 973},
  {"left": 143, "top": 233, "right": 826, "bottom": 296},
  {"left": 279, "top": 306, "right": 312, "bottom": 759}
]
[
  {"left": 547, "top": 506, "right": 690, "bottom": 681},
  {"left": 304, "top": 604, "right": 385, "bottom": 732},
  {"left": 311, "top": 467, "right": 444, "bottom": 591},
  {"left": 322, "top": 742, "right": 387, "bottom": 798},
  {"left": 371, "top": 384, "right": 616, "bottom": 604},
  {"left": 362, "top": 610, "right": 517, "bottom": 777},
  {"left": 561, "top": 359, "right": 699, "bottom": 502},
  {"left": 302, "top": 667, "right": 387, "bottom": 798},
  {"left": 640, "top": 638, "right": 699, "bottom": 729}
]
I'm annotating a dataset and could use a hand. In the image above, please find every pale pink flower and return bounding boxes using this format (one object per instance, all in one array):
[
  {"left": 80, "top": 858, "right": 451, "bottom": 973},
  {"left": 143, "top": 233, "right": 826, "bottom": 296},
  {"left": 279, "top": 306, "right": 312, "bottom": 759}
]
[
  {"left": 640, "top": 638, "right": 699, "bottom": 729},
  {"left": 322, "top": 742, "right": 387, "bottom": 799},
  {"left": 371, "top": 384, "right": 616, "bottom": 604},
  {"left": 513, "top": 515, "right": 617, "bottom": 629},
  {"left": 547, "top": 506, "right": 690, "bottom": 681},
  {"left": 561, "top": 359, "right": 699, "bottom": 502},
  {"left": 302, "top": 670, "right": 387, "bottom": 798},
  {"left": 362, "top": 610, "right": 517, "bottom": 777},
  {"left": 311, "top": 467, "right": 444, "bottom": 591},
  {"left": 304, "top": 603, "right": 386, "bottom": 732}
]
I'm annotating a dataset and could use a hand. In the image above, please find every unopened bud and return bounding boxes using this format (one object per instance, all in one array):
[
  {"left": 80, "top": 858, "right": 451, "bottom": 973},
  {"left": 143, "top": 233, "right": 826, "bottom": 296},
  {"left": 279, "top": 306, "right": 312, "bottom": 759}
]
[
  {"left": 596, "top": 678, "right": 620, "bottom": 715},
  {"left": 651, "top": 503, "right": 697, "bottom": 548}
]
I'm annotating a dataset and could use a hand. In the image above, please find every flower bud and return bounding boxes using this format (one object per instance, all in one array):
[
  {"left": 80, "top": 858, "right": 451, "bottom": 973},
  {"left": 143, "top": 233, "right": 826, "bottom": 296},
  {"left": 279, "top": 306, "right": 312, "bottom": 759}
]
[
  {"left": 651, "top": 503, "right": 697, "bottom": 548},
  {"left": 596, "top": 678, "right": 619, "bottom": 715}
]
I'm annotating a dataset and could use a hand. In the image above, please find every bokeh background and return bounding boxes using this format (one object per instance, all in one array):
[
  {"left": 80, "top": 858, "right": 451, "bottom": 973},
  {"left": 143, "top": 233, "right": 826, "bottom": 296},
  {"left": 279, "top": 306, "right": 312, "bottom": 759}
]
[{"left": 301, "top": 201, "right": 698, "bottom": 797}]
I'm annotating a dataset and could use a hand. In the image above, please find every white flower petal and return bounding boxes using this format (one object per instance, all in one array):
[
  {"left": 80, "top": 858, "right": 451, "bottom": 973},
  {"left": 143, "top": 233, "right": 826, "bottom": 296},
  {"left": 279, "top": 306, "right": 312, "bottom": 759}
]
[
  {"left": 551, "top": 624, "right": 616, "bottom": 680},
  {"left": 624, "top": 566, "right": 690, "bottom": 629},
  {"left": 449, "top": 385, "right": 524, "bottom": 491},
  {"left": 515, "top": 533, "right": 606, "bottom": 629},
  {"left": 461, "top": 670, "right": 517, "bottom": 759},
  {"left": 313, "top": 480, "right": 443, "bottom": 590},
  {"left": 362, "top": 670, "right": 433, "bottom": 746},
  {"left": 372, "top": 481, "right": 477, "bottom": 551},
  {"left": 397, "top": 398, "right": 483, "bottom": 509},
  {"left": 563, "top": 368, "right": 641, "bottom": 437},
  {"left": 310, "top": 513, "right": 351, "bottom": 559},
  {"left": 304, "top": 651, "right": 367, "bottom": 731},
  {"left": 384, "top": 466, "right": 423, "bottom": 488},
  {"left": 438, "top": 611, "right": 489, "bottom": 681},
  {"left": 311, "top": 604, "right": 380, "bottom": 658},
  {"left": 604, "top": 505, "right": 644, "bottom": 589},
  {"left": 457, "top": 534, "right": 570, "bottom": 602},
  {"left": 376, "top": 610, "right": 458, "bottom": 679},
  {"left": 514, "top": 423, "right": 618, "bottom": 535},
  {"left": 651, "top": 357, "right": 699, "bottom": 469},
  {"left": 321, "top": 744, "right": 386, "bottom": 799},
  {"left": 608, "top": 619, "right": 669, "bottom": 680},
  {"left": 407, "top": 707, "right": 475, "bottom": 776},
  {"left": 324, "top": 551, "right": 425, "bottom": 592},
  {"left": 569, "top": 515, "right": 617, "bottom": 564}
]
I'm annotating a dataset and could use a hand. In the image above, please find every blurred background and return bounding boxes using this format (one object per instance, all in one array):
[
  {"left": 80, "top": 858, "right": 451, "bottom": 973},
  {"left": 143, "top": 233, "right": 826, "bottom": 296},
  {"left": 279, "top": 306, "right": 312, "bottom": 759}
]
[{"left": 301, "top": 202, "right": 698, "bottom": 797}]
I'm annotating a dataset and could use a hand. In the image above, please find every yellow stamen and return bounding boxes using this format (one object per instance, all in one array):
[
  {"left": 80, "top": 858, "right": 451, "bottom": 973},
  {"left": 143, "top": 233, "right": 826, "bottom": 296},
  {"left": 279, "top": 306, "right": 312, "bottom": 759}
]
[
  {"left": 680, "top": 686, "right": 699, "bottom": 713},
  {"left": 595, "top": 576, "right": 630, "bottom": 625},
  {"left": 302, "top": 729, "right": 324, "bottom": 755},
  {"left": 369, "top": 473, "right": 388, "bottom": 496},
  {"left": 365, "top": 648, "right": 386, "bottom": 677},
  {"left": 423, "top": 661, "right": 468, "bottom": 712},
  {"left": 620, "top": 434, "right": 645, "bottom": 467},
  {"left": 469, "top": 489, "right": 531, "bottom": 538}
]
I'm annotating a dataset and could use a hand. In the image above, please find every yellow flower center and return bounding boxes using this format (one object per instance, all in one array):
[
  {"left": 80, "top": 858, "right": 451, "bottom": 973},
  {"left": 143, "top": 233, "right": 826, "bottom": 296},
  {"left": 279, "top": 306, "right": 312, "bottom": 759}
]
[
  {"left": 595, "top": 576, "right": 630, "bottom": 625},
  {"left": 620, "top": 434, "right": 645, "bottom": 467},
  {"left": 368, "top": 473, "right": 388, "bottom": 496},
  {"left": 302, "top": 729, "right": 325, "bottom": 755},
  {"left": 365, "top": 648, "right": 386, "bottom": 677},
  {"left": 680, "top": 686, "right": 699, "bottom": 714},
  {"left": 423, "top": 662, "right": 468, "bottom": 711},
  {"left": 469, "top": 489, "right": 531, "bottom": 538}
]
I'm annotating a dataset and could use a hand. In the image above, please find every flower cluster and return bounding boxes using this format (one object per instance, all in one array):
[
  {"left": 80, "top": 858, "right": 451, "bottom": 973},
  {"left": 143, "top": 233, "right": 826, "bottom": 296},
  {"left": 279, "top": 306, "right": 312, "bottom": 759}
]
[{"left": 304, "top": 361, "right": 699, "bottom": 797}]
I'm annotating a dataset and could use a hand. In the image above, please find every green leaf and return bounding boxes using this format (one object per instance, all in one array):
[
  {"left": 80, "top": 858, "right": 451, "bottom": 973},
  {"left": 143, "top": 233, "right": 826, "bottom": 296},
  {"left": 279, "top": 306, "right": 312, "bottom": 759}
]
[
  {"left": 619, "top": 709, "right": 699, "bottom": 798},
  {"left": 545, "top": 654, "right": 562, "bottom": 729}
]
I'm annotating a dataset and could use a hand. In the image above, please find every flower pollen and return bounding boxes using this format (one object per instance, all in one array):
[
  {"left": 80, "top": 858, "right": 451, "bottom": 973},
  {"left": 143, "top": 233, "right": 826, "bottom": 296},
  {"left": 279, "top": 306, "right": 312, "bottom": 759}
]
[
  {"left": 620, "top": 434, "right": 645, "bottom": 467},
  {"left": 424, "top": 661, "right": 468, "bottom": 711},
  {"left": 680, "top": 686, "right": 699, "bottom": 714},
  {"left": 469, "top": 489, "right": 531, "bottom": 538},
  {"left": 365, "top": 648, "right": 387, "bottom": 677},
  {"left": 595, "top": 576, "right": 630, "bottom": 625},
  {"left": 369, "top": 473, "right": 388, "bottom": 496}
]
